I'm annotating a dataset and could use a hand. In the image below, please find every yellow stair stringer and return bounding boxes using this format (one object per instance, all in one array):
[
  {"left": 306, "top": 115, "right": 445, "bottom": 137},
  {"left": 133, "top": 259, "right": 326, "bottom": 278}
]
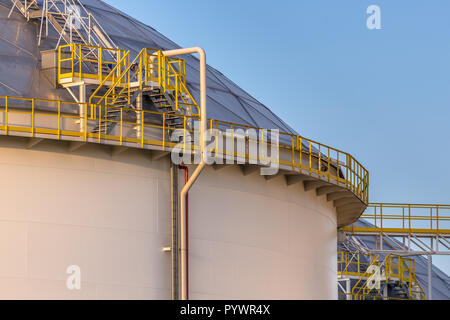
[
  {"left": 88, "top": 49, "right": 131, "bottom": 117},
  {"left": 393, "top": 256, "right": 426, "bottom": 300},
  {"left": 87, "top": 46, "right": 200, "bottom": 117}
]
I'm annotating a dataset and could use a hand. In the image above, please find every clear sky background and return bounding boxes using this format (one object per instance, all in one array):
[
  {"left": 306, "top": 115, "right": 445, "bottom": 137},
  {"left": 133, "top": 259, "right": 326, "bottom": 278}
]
[{"left": 104, "top": 0, "right": 450, "bottom": 274}]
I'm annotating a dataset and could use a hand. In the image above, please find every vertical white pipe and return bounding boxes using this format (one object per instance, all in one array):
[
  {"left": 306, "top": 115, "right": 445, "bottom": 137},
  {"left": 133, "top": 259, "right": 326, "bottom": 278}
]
[{"left": 162, "top": 47, "right": 207, "bottom": 300}]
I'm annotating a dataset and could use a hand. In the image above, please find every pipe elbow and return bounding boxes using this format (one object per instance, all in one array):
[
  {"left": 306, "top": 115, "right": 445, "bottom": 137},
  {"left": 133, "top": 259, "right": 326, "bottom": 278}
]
[{"left": 193, "top": 47, "right": 206, "bottom": 61}]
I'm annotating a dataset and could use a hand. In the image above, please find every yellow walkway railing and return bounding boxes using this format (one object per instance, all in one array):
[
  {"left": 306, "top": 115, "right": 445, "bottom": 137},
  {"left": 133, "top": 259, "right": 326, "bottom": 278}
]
[
  {"left": 342, "top": 203, "right": 450, "bottom": 235},
  {"left": 338, "top": 251, "right": 426, "bottom": 300},
  {"left": 59, "top": 44, "right": 200, "bottom": 117},
  {"left": 338, "top": 251, "right": 378, "bottom": 277},
  {"left": 58, "top": 44, "right": 126, "bottom": 84},
  {"left": 0, "top": 95, "right": 369, "bottom": 203}
]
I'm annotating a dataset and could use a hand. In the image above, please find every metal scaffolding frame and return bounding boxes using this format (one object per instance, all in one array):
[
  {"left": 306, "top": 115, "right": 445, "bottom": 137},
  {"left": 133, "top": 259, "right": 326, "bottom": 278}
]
[{"left": 339, "top": 203, "right": 450, "bottom": 300}]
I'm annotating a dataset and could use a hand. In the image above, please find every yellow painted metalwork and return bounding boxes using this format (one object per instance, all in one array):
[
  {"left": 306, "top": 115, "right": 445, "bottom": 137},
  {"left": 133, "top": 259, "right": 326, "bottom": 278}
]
[
  {"left": 342, "top": 203, "right": 450, "bottom": 235},
  {"left": 338, "top": 251, "right": 379, "bottom": 278},
  {"left": 4, "top": 96, "right": 7, "bottom": 135},
  {"left": 88, "top": 53, "right": 131, "bottom": 118},
  {"left": 58, "top": 44, "right": 125, "bottom": 84},
  {"left": 58, "top": 44, "right": 200, "bottom": 117},
  {"left": 0, "top": 95, "right": 369, "bottom": 203},
  {"left": 338, "top": 251, "right": 426, "bottom": 300}
]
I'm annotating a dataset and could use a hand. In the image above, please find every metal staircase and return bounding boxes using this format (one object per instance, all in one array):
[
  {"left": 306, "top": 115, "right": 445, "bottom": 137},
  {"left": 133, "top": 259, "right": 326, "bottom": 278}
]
[
  {"left": 9, "top": 0, "right": 120, "bottom": 134},
  {"left": 148, "top": 89, "right": 186, "bottom": 128},
  {"left": 8, "top": 0, "right": 40, "bottom": 20},
  {"left": 338, "top": 251, "right": 426, "bottom": 300},
  {"left": 87, "top": 47, "right": 199, "bottom": 136},
  {"left": 10, "top": 0, "right": 200, "bottom": 141},
  {"left": 351, "top": 254, "right": 388, "bottom": 299},
  {"left": 9, "top": 0, "right": 117, "bottom": 49}
]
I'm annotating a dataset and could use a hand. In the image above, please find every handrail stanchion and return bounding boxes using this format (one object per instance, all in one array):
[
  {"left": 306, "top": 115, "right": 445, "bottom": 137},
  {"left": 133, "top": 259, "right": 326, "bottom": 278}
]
[
  {"left": 4, "top": 96, "right": 8, "bottom": 135},
  {"left": 31, "top": 98, "right": 35, "bottom": 137},
  {"left": 57, "top": 100, "right": 61, "bottom": 139}
]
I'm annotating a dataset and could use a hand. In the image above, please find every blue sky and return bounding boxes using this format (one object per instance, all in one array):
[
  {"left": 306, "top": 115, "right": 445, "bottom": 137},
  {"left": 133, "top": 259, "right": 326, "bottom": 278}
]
[{"left": 103, "top": 0, "right": 450, "bottom": 274}]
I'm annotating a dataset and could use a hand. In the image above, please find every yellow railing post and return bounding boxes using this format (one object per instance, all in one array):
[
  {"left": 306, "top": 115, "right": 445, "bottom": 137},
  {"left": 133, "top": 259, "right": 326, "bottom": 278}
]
[
  {"left": 163, "top": 55, "right": 167, "bottom": 93},
  {"left": 276, "top": 130, "right": 279, "bottom": 169},
  {"left": 353, "top": 160, "right": 356, "bottom": 193},
  {"left": 183, "top": 60, "right": 186, "bottom": 85},
  {"left": 84, "top": 103, "right": 87, "bottom": 141},
  {"left": 98, "top": 105, "right": 101, "bottom": 142},
  {"left": 31, "top": 98, "right": 35, "bottom": 137},
  {"left": 78, "top": 44, "right": 82, "bottom": 80},
  {"left": 71, "top": 44, "right": 74, "bottom": 78},
  {"left": 346, "top": 155, "right": 349, "bottom": 189},
  {"left": 437, "top": 206, "right": 439, "bottom": 232},
  {"left": 143, "top": 49, "right": 147, "bottom": 84},
  {"left": 58, "top": 46, "right": 61, "bottom": 83},
  {"left": 336, "top": 151, "right": 340, "bottom": 183},
  {"left": 175, "top": 75, "right": 179, "bottom": 112},
  {"left": 158, "top": 51, "right": 162, "bottom": 88},
  {"left": 291, "top": 135, "right": 295, "bottom": 170},
  {"left": 318, "top": 145, "right": 322, "bottom": 178},
  {"left": 127, "top": 65, "right": 131, "bottom": 104},
  {"left": 402, "top": 207, "right": 405, "bottom": 230},
  {"left": 408, "top": 204, "right": 411, "bottom": 230},
  {"left": 139, "top": 53, "right": 143, "bottom": 90},
  {"left": 141, "top": 110, "right": 144, "bottom": 147},
  {"left": 308, "top": 141, "right": 312, "bottom": 175},
  {"left": 430, "top": 207, "right": 433, "bottom": 230},
  {"left": 327, "top": 148, "right": 331, "bottom": 182},
  {"left": 380, "top": 203, "right": 383, "bottom": 230},
  {"left": 57, "top": 100, "right": 60, "bottom": 139},
  {"left": 299, "top": 137, "right": 302, "bottom": 170},
  {"left": 120, "top": 108, "right": 123, "bottom": 146},
  {"left": 162, "top": 113, "right": 165, "bottom": 150},
  {"left": 4, "top": 96, "right": 7, "bottom": 135},
  {"left": 117, "top": 50, "right": 121, "bottom": 85}
]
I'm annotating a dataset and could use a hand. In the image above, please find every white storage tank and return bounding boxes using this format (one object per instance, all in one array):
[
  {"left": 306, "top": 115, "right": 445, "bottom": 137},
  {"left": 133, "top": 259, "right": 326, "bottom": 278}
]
[{"left": 0, "top": 0, "right": 368, "bottom": 299}]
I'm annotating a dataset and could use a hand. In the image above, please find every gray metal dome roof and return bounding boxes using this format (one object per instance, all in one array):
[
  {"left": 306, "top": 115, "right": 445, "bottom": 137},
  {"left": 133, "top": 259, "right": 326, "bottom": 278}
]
[{"left": 0, "top": 0, "right": 297, "bottom": 134}]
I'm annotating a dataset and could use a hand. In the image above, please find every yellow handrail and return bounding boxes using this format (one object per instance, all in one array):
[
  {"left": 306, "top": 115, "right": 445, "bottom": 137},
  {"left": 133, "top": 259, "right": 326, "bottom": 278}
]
[
  {"left": 0, "top": 95, "right": 369, "bottom": 203},
  {"left": 58, "top": 44, "right": 125, "bottom": 84},
  {"left": 61, "top": 45, "right": 200, "bottom": 116},
  {"left": 89, "top": 50, "right": 131, "bottom": 106},
  {"left": 55, "top": 44, "right": 370, "bottom": 203},
  {"left": 337, "top": 251, "right": 378, "bottom": 277},
  {"left": 95, "top": 48, "right": 157, "bottom": 108},
  {"left": 343, "top": 203, "right": 450, "bottom": 235},
  {"left": 164, "top": 57, "right": 200, "bottom": 116},
  {"left": 339, "top": 251, "right": 426, "bottom": 300}
]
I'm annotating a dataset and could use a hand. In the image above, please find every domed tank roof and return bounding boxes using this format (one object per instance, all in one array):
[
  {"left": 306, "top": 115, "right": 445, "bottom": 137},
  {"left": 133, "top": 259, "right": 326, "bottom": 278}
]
[{"left": 0, "top": 0, "right": 297, "bottom": 134}]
